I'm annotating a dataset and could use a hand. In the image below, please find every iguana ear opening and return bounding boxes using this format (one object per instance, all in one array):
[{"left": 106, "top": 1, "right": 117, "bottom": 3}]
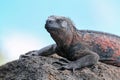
[
  {"left": 65, "top": 17, "right": 77, "bottom": 32},
  {"left": 61, "top": 21, "right": 68, "bottom": 28}
]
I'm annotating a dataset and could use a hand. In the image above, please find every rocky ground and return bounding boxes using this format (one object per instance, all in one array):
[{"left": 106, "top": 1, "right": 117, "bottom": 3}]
[{"left": 0, "top": 53, "right": 120, "bottom": 80}]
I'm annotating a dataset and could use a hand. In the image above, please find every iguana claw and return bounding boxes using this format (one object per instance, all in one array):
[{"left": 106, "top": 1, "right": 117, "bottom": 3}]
[{"left": 19, "top": 50, "right": 38, "bottom": 59}]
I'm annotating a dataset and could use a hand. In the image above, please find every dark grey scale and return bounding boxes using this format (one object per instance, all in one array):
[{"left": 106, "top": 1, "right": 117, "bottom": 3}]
[
  {"left": 92, "top": 44, "right": 103, "bottom": 58},
  {"left": 117, "top": 57, "right": 120, "bottom": 62},
  {"left": 56, "top": 47, "right": 66, "bottom": 57},
  {"left": 67, "top": 43, "right": 87, "bottom": 61},
  {"left": 104, "top": 47, "right": 115, "bottom": 57},
  {"left": 92, "top": 44, "right": 115, "bottom": 59}
]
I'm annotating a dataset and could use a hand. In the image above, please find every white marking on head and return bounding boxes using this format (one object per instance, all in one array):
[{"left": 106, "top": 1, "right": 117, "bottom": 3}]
[
  {"left": 47, "top": 17, "right": 55, "bottom": 22},
  {"left": 61, "top": 21, "right": 68, "bottom": 28}
]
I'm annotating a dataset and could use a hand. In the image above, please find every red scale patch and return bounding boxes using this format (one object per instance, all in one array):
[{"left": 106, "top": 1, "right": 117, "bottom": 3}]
[{"left": 94, "top": 36, "right": 120, "bottom": 58}]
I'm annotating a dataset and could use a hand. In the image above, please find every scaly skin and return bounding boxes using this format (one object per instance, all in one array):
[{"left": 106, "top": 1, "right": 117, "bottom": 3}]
[
  {"left": 76, "top": 30, "right": 120, "bottom": 66},
  {"left": 21, "top": 15, "right": 120, "bottom": 70}
]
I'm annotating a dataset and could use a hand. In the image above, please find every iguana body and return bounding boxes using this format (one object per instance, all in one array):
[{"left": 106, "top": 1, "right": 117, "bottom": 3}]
[
  {"left": 73, "top": 30, "right": 120, "bottom": 66},
  {"left": 22, "top": 15, "right": 120, "bottom": 70}
]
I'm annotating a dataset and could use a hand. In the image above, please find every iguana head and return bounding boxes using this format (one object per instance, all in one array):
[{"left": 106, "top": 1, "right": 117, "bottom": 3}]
[{"left": 45, "top": 15, "right": 76, "bottom": 46}]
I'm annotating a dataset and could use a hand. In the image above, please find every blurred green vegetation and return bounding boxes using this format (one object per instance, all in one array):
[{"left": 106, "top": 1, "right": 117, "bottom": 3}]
[{"left": 0, "top": 52, "right": 5, "bottom": 66}]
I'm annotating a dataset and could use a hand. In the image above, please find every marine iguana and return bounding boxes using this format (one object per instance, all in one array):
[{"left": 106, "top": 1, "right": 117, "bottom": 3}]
[{"left": 21, "top": 15, "right": 120, "bottom": 70}]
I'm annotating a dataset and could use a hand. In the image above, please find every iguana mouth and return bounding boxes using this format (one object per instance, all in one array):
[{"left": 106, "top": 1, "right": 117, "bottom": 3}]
[
  {"left": 45, "top": 23, "right": 59, "bottom": 31},
  {"left": 45, "top": 19, "right": 60, "bottom": 32}
]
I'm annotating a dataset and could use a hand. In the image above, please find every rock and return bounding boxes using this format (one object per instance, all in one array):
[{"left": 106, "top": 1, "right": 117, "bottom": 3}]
[{"left": 0, "top": 54, "right": 120, "bottom": 80}]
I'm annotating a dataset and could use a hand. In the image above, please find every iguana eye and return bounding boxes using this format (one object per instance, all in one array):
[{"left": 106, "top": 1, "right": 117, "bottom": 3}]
[{"left": 56, "top": 19, "right": 62, "bottom": 23}]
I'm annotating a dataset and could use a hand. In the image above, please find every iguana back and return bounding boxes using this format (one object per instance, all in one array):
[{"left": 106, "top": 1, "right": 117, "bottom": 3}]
[{"left": 78, "top": 30, "right": 120, "bottom": 66}]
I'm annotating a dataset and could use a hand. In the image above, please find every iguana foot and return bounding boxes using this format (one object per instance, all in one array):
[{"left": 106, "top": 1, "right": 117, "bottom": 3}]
[
  {"left": 59, "top": 61, "right": 80, "bottom": 72},
  {"left": 52, "top": 58, "right": 69, "bottom": 66},
  {"left": 53, "top": 60, "right": 80, "bottom": 72},
  {"left": 19, "top": 50, "right": 39, "bottom": 59},
  {"left": 59, "top": 58, "right": 70, "bottom": 63}
]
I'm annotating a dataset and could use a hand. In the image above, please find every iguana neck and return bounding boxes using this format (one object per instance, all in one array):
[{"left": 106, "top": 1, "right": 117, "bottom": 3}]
[
  {"left": 50, "top": 31, "right": 73, "bottom": 48},
  {"left": 71, "top": 30, "right": 83, "bottom": 44},
  {"left": 50, "top": 29, "right": 82, "bottom": 48}
]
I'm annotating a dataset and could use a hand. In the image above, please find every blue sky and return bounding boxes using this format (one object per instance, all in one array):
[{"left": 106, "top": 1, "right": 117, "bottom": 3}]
[{"left": 0, "top": 0, "right": 120, "bottom": 63}]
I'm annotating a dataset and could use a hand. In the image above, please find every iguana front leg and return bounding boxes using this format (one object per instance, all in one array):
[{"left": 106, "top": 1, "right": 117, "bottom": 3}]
[
  {"left": 20, "top": 44, "right": 57, "bottom": 58},
  {"left": 59, "top": 50, "right": 99, "bottom": 71}
]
